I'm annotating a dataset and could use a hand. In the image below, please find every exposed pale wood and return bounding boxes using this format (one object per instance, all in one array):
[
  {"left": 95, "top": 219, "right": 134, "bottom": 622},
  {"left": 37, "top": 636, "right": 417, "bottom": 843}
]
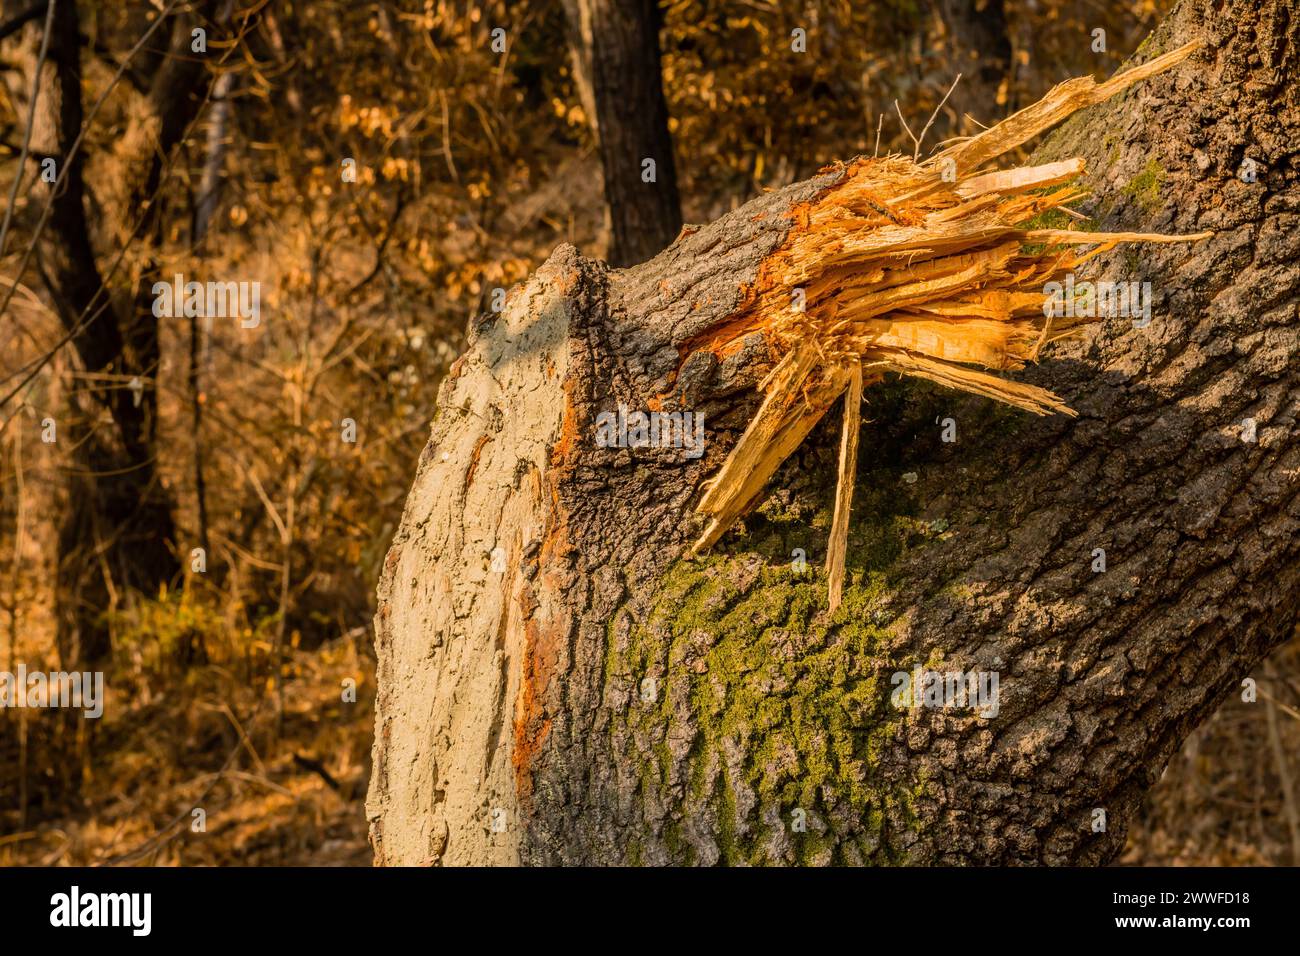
[
  {"left": 693, "top": 348, "right": 849, "bottom": 552},
  {"left": 689, "top": 48, "right": 1210, "bottom": 604},
  {"left": 954, "top": 159, "right": 1085, "bottom": 199},
  {"left": 929, "top": 40, "right": 1202, "bottom": 175},
  {"left": 876, "top": 348, "right": 1074, "bottom": 415},
  {"left": 696, "top": 343, "right": 818, "bottom": 516},
  {"left": 826, "top": 362, "right": 864, "bottom": 611},
  {"left": 1023, "top": 228, "right": 1217, "bottom": 244}
]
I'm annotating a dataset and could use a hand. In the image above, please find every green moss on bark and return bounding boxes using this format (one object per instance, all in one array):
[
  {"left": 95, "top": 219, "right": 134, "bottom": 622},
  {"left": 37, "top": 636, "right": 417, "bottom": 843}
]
[
  {"left": 604, "top": 467, "right": 933, "bottom": 865},
  {"left": 1122, "top": 157, "right": 1166, "bottom": 213}
]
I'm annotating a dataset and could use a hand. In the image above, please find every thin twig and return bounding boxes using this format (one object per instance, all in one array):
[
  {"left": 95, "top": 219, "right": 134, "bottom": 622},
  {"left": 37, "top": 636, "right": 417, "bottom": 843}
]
[
  {"left": 914, "top": 73, "right": 962, "bottom": 162},
  {"left": 893, "top": 99, "right": 918, "bottom": 159}
]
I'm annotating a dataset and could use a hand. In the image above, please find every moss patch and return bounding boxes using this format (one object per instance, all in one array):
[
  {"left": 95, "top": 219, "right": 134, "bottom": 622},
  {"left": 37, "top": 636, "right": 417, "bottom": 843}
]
[
  {"left": 1122, "top": 157, "right": 1166, "bottom": 214},
  {"left": 1017, "top": 192, "right": 1099, "bottom": 255},
  {"left": 604, "top": 460, "right": 931, "bottom": 865}
]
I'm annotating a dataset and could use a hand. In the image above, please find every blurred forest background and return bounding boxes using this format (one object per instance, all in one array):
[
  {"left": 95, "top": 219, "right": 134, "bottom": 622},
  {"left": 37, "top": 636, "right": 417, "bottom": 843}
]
[{"left": 1, "top": 0, "right": 1296, "bottom": 866}]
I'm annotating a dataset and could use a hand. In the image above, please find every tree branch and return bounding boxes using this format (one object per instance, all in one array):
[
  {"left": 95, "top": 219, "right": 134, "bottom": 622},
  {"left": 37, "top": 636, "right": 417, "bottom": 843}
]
[{"left": 0, "top": 1, "right": 46, "bottom": 44}]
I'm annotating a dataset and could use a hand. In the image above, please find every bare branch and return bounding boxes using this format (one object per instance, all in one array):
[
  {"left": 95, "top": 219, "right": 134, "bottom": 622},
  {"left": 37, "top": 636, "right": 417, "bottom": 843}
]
[{"left": 0, "top": 1, "right": 46, "bottom": 44}]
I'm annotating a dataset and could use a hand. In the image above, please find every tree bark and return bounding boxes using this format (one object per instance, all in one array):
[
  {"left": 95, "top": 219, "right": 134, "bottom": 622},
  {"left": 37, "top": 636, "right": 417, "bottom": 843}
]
[
  {"left": 568, "top": 0, "right": 682, "bottom": 268},
  {"left": 368, "top": 0, "right": 1300, "bottom": 865}
]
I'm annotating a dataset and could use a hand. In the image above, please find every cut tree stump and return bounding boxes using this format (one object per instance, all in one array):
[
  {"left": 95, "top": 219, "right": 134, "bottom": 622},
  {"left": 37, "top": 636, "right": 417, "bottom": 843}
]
[{"left": 367, "top": 0, "right": 1300, "bottom": 865}]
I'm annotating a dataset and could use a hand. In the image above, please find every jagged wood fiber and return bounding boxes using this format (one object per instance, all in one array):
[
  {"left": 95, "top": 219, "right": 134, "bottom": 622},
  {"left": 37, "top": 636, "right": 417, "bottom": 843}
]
[{"left": 689, "top": 42, "right": 1211, "bottom": 608}]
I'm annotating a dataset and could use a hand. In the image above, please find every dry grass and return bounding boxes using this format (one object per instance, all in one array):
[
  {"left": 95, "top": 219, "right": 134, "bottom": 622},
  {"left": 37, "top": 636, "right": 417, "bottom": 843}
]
[{"left": 0, "top": 630, "right": 373, "bottom": 867}]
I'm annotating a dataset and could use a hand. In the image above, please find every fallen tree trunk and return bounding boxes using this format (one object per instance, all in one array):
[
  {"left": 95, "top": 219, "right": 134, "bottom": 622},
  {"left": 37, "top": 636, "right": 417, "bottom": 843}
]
[{"left": 367, "top": 0, "right": 1300, "bottom": 865}]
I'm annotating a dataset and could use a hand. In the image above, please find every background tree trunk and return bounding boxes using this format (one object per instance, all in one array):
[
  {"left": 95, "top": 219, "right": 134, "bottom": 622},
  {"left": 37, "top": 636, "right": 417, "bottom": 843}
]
[
  {"left": 560, "top": 0, "right": 599, "bottom": 139},
  {"left": 3, "top": 0, "right": 218, "bottom": 663},
  {"left": 367, "top": 0, "right": 1299, "bottom": 865},
  {"left": 566, "top": 0, "right": 682, "bottom": 268}
]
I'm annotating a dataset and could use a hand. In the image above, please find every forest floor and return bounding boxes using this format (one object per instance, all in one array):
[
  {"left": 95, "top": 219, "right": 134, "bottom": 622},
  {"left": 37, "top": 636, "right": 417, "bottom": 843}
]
[
  {"left": 5, "top": 631, "right": 1295, "bottom": 866},
  {"left": 1, "top": 636, "right": 373, "bottom": 867},
  {"left": 1122, "top": 634, "right": 1300, "bottom": 866}
]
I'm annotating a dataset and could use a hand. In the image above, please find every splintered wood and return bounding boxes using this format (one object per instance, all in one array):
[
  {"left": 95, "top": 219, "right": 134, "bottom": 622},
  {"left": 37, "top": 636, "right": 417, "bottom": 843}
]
[{"left": 691, "top": 40, "right": 1212, "bottom": 610}]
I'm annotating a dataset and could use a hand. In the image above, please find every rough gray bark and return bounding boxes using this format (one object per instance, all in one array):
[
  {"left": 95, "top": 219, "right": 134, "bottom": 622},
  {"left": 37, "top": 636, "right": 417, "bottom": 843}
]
[{"left": 368, "top": 0, "right": 1300, "bottom": 865}]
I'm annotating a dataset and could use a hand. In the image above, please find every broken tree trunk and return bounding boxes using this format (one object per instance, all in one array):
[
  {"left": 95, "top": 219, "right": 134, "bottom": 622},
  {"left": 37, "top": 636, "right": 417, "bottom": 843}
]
[{"left": 367, "top": 0, "right": 1300, "bottom": 865}]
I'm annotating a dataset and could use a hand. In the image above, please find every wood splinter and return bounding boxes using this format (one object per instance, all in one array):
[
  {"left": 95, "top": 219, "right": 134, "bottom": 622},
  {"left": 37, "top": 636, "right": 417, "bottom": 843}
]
[{"left": 690, "top": 40, "right": 1213, "bottom": 609}]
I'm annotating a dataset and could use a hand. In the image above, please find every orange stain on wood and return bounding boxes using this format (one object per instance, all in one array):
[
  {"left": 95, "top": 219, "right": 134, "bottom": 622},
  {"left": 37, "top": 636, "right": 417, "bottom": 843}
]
[
  {"left": 510, "top": 385, "right": 582, "bottom": 803},
  {"left": 511, "top": 508, "right": 574, "bottom": 803},
  {"left": 446, "top": 353, "right": 469, "bottom": 385},
  {"left": 511, "top": 611, "right": 556, "bottom": 802},
  {"left": 464, "top": 434, "right": 491, "bottom": 488},
  {"left": 550, "top": 374, "right": 582, "bottom": 467}
]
